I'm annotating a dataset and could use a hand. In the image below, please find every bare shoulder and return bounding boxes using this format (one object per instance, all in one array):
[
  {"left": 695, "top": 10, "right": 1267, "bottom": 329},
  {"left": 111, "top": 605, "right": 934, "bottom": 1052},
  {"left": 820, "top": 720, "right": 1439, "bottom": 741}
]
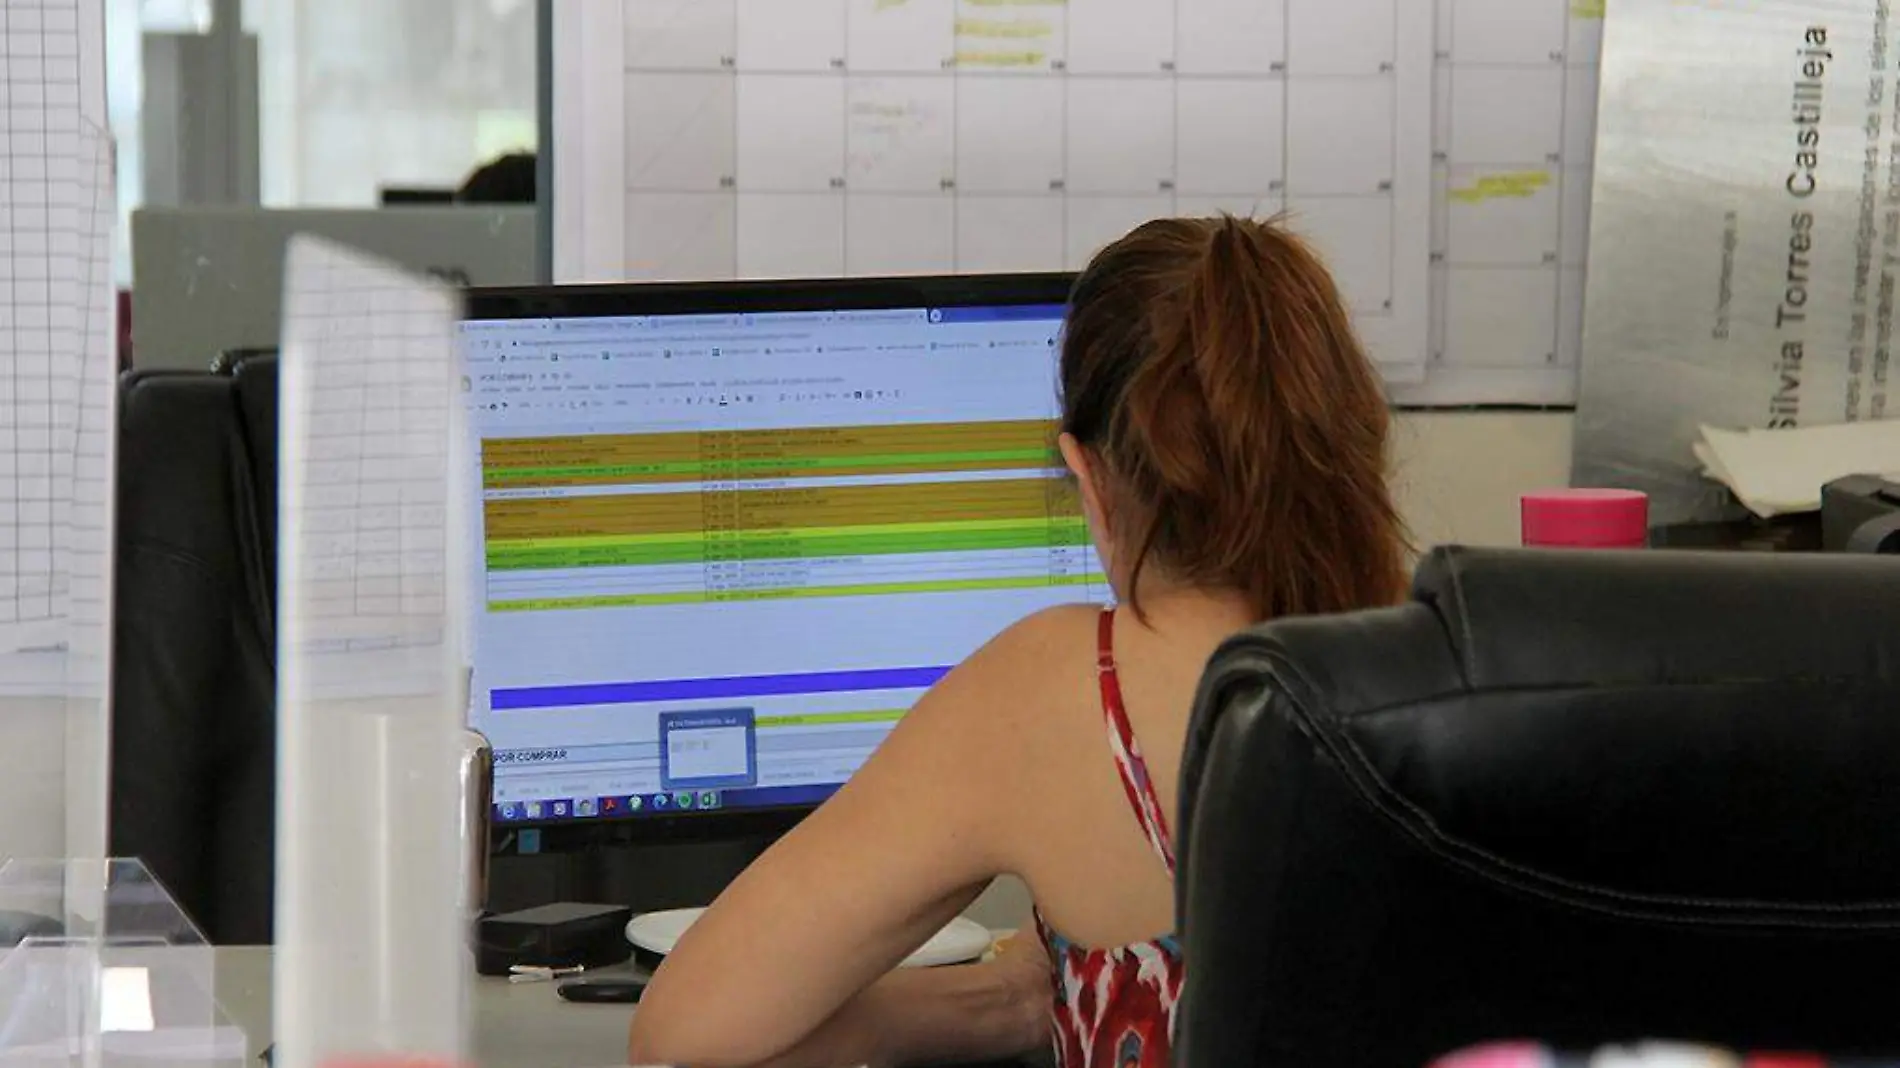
[
  {"left": 842, "top": 601, "right": 1100, "bottom": 757},
  {"left": 921, "top": 604, "right": 1100, "bottom": 722},
  {"left": 852, "top": 604, "right": 1099, "bottom": 868},
  {"left": 871, "top": 604, "right": 1101, "bottom": 787},
  {"left": 970, "top": 603, "right": 1101, "bottom": 669},
  {"left": 774, "top": 603, "right": 1100, "bottom": 882}
]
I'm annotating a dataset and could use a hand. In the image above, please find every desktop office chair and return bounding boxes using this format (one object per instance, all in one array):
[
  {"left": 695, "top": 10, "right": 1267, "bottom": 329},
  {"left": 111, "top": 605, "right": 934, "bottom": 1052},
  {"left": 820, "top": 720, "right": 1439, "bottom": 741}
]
[
  {"left": 1174, "top": 546, "right": 1900, "bottom": 1068},
  {"left": 110, "top": 369, "right": 278, "bottom": 945},
  {"left": 229, "top": 354, "right": 281, "bottom": 578}
]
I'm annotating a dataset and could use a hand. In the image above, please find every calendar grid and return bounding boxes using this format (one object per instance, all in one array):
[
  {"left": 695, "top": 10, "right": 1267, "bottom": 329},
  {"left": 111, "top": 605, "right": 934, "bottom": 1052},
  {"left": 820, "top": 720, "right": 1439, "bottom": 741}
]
[
  {"left": 946, "top": 0, "right": 958, "bottom": 264},
  {"left": 616, "top": 0, "right": 1434, "bottom": 373},
  {"left": 1551, "top": 5, "right": 1573, "bottom": 367},
  {"left": 1171, "top": 0, "right": 1181, "bottom": 228},
  {"left": 839, "top": 0, "right": 851, "bottom": 262},
  {"left": 1408, "top": 0, "right": 1601, "bottom": 403},
  {"left": 1278, "top": 0, "right": 1291, "bottom": 247},
  {"left": 639, "top": 68, "right": 1443, "bottom": 83},
  {"left": 614, "top": 187, "right": 1400, "bottom": 200},
  {"left": 730, "top": 0, "right": 740, "bottom": 276},
  {"left": 573, "top": 1, "right": 1607, "bottom": 402},
  {"left": 1057, "top": 0, "right": 1070, "bottom": 259}
]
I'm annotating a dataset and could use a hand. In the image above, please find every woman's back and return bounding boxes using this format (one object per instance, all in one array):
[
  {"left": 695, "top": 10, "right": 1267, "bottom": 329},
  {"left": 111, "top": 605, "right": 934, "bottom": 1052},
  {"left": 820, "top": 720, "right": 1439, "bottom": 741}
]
[
  {"left": 996, "top": 595, "right": 1253, "bottom": 951},
  {"left": 1001, "top": 596, "right": 1254, "bottom": 1067}
]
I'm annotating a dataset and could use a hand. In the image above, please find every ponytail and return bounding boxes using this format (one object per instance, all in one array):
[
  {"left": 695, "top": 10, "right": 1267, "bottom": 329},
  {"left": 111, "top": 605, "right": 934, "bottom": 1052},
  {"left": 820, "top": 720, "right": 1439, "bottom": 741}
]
[{"left": 1060, "top": 215, "right": 1409, "bottom": 620}]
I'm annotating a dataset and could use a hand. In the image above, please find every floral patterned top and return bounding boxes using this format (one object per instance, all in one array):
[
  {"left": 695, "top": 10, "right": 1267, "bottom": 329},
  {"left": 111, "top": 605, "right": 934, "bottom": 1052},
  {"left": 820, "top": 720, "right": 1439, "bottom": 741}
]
[{"left": 1033, "top": 607, "right": 1185, "bottom": 1068}]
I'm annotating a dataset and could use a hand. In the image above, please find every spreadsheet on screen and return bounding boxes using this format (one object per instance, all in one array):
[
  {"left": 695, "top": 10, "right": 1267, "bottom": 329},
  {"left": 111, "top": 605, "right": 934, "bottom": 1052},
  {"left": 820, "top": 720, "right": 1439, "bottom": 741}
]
[{"left": 460, "top": 301, "right": 1106, "bottom": 823}]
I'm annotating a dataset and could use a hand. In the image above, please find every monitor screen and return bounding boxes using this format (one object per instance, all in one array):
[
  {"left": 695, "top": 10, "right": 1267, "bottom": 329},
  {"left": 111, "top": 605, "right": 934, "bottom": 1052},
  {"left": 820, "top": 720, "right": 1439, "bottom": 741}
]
[{"left": 459, "top": 279, "right": 1106, "bottom": 828}]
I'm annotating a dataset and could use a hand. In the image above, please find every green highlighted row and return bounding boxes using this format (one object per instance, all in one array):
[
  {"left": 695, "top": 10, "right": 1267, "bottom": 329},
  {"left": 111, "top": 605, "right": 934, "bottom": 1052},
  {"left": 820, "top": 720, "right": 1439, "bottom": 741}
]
[
  {"left": 490, "top": 516, "right": 1067, "bottom": 551},
  {"left": 490, "top": 572, "right": 1106, "bottom": 612},
  {"left": 755, "top": 709, "right": 906, "bottom": 729},
  {"left": 485, "top": 447, "right": 1055, "bottom": 483},
  {"left": 487, "top": 521, "right": 1090, "bottom": 571}
]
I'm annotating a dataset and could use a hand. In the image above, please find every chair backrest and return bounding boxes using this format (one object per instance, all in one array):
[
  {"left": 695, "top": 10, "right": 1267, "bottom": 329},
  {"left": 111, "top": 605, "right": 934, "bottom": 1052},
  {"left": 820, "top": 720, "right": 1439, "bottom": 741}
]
[
  {"left": 1176, "top": 546, "right": 1900, "bottom": 1068},
  {"left": 110, "top": 370, "right": 276, "bottom": 944},
  {"left": 230, "top": 353, "right": 280, "bottom": 596}
]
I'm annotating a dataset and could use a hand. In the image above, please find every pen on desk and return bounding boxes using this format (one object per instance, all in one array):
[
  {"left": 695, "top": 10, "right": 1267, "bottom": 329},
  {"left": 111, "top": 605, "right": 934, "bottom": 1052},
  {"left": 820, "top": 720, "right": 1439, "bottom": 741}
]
[{"left": 508, "top": 963, "right": 586, "bottom": 984}]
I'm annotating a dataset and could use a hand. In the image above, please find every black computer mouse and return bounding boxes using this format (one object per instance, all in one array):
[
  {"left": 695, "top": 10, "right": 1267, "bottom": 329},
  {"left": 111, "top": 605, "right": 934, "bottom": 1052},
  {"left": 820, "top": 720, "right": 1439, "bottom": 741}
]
[{"left": 556, "top": 976, "right": 648, "bottom": 1004}]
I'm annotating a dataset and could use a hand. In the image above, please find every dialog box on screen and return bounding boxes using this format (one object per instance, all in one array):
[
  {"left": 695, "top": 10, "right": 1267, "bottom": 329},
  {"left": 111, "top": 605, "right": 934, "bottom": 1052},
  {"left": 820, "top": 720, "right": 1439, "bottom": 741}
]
[{"left": 659, "top": 709, "right": 758, "bottom": 790}]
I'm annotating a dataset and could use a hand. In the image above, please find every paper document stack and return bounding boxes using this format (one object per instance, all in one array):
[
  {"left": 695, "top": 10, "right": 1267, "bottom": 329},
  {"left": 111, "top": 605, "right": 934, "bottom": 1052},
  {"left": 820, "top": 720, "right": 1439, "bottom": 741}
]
[{"left": 1694, "top": 422, "right": 1900, "bottom": 518}]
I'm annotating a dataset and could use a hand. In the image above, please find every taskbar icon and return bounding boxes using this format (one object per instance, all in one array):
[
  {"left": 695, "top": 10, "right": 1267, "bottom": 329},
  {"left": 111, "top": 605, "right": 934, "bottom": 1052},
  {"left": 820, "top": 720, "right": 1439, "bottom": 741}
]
[{"left": 645, "top": 790, "right": 722, "bottom": 812}]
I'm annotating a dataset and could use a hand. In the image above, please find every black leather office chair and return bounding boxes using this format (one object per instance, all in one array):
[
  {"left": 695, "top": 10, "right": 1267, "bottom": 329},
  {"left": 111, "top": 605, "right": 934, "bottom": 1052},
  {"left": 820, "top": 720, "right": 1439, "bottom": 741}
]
[
  {"left": 230, "top": 354, "right": 281, "bottom": 587},
  {"left": 110, "top": 369, "right": 277, "bottom": 945},
  {"left": 209, "top": 346, "right": 279, "bottom": 377},
  {"left": 1175, "top": 546, "right": 1900, "bottom": 1068}
]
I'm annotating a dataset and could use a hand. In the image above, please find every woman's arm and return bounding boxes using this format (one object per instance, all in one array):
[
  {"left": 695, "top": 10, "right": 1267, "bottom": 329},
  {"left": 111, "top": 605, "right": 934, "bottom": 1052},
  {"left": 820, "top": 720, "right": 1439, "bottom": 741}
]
[
  {"left": 744, "top": 939, "right": 1053, "bottom": 1068},
  {"left": 626, "top": 607, "right": 1086, "bottom": 1068}
]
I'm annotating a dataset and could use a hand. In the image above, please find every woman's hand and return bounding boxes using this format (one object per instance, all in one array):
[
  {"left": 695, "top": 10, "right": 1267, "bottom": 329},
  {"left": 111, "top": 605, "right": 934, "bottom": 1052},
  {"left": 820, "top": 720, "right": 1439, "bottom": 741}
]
[
  {"left": 851, "top": 936, "right": 1053, "bottom": 1068},
  {"left": 989, "top": 930, "right": 1055, "bottom": 1027},
  {"left": 706, "top": 940, "right": 1053, "bottom": 1068}
]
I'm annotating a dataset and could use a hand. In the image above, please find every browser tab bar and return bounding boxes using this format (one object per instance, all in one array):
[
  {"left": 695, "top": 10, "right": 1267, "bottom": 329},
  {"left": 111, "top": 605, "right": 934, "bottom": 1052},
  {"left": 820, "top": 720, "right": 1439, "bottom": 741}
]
[{"left": 831, "top": 309, "right": 930, "bottom": 324}]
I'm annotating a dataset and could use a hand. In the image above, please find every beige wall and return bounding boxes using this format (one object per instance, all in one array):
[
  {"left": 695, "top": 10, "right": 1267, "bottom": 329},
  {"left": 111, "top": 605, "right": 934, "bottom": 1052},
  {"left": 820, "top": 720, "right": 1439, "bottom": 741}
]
[{"left": 968, "top": 411, "right": 1578, "bottom": 932}]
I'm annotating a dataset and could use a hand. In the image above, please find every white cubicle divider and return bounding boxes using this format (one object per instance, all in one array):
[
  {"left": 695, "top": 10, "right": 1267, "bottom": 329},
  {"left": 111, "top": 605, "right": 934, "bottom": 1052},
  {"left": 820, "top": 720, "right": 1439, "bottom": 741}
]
[{"left": 273, "top": 237, "right": 471, "bottom": 1068}]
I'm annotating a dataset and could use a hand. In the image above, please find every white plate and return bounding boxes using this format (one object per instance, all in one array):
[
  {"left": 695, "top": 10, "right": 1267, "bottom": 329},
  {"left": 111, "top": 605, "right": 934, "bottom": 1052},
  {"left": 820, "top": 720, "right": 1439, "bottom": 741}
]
[{"left": 626, "top": 908, "right": 994, "bottom": 969}]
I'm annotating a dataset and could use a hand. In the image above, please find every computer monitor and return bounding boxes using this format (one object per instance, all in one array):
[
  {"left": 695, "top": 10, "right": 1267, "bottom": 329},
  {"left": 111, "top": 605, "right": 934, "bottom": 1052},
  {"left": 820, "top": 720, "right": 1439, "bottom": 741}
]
[{"left": 459, "top": 275, "right": 1102, "bottom": 836}]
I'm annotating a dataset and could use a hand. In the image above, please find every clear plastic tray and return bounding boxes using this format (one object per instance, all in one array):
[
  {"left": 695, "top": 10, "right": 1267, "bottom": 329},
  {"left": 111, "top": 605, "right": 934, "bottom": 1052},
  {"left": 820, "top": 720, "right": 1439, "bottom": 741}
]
[{"left": 0, "top": 858, "right": 245, "bottom": 1066}]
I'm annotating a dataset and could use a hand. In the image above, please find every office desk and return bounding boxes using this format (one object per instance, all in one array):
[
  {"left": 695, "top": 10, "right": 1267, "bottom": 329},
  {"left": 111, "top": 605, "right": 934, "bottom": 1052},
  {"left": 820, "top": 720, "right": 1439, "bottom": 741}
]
[
  {"left": 214, "top": 949, "right": 1046, "bottom": 1068},
  {"left": 215, "top": 947, "right": 645, "bottom": 1068}
]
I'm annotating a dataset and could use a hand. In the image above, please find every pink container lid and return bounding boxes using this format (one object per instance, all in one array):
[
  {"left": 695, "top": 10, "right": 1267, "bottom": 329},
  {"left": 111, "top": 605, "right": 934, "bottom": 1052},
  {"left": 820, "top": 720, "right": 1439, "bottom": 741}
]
[{"left": 1521, "top": 488, "right": 1649, "bottom": 548}]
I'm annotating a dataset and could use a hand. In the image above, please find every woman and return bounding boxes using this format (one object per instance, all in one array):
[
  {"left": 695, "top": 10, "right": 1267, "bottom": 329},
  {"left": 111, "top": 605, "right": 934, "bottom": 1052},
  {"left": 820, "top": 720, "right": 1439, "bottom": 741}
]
[{"left": 627, "top": 216, "right": 1410, "bottom": 1068}]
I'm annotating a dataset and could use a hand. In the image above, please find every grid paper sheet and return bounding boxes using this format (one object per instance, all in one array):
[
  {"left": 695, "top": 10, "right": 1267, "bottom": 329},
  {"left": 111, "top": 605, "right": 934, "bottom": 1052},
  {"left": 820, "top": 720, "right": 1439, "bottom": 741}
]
[
  {"left": 1, "top": 0, "right": 84, "bottom": 650},
  {"left": 54, "top": 120, "right": 116, "bottom": 864},
  {"left": 279, "top": 236, "right": 464, "bottom": 701},
  {"left": 559, "top": 0, "right": 1438, "bottom": 381},
  {"left": 61, "top": 122, "right": 114, "bottom": 653},
  {"left": 0, "top": 0, "right": 114, "bottom": 699},
  {"left": 64, "top": 122, "right": 115, "bottom": 698}
]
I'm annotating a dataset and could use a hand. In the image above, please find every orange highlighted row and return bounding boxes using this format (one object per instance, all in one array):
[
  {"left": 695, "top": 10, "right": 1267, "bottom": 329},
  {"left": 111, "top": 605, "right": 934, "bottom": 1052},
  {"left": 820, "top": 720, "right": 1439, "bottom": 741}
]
[
  {"left": 485, "top": 477, "right": 1081, "bottom": 540},
  {"left": 482, "top": 420, "right": 1057, "bottom": 487}
]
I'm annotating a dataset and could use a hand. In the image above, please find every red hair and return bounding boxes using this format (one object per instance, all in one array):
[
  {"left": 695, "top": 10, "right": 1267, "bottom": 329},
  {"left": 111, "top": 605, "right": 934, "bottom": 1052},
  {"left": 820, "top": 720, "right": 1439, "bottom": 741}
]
[{"left": 1059, "top": 215, "right": 1409, "bottom": 620}]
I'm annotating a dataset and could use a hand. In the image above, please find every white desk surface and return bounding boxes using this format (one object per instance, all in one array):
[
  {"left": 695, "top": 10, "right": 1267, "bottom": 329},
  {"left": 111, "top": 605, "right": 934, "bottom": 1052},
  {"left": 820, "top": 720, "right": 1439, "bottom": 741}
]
[{"left": 214, "top": 947, "right": 641, "bottom": 1068}]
